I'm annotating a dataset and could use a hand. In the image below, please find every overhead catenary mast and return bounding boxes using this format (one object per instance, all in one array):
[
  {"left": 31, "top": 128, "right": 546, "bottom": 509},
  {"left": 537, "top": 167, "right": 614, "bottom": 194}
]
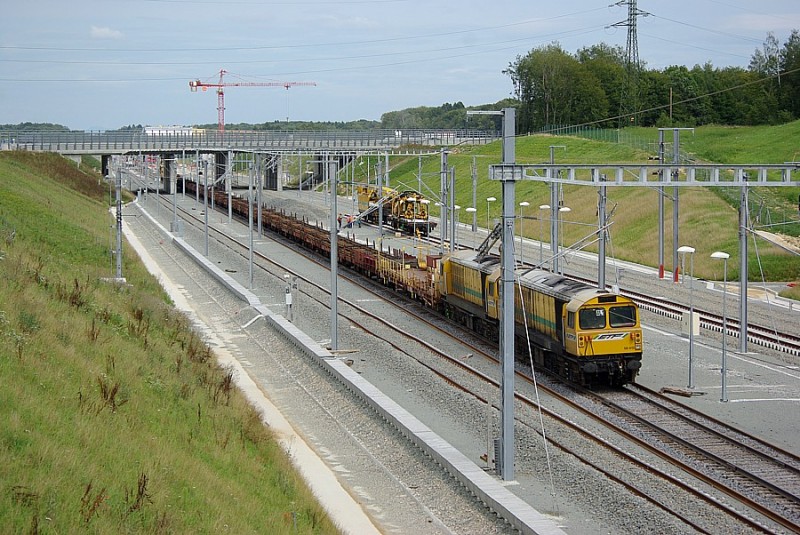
[{"left": 189, "top": 69, "right": 316, "bottom": 132}]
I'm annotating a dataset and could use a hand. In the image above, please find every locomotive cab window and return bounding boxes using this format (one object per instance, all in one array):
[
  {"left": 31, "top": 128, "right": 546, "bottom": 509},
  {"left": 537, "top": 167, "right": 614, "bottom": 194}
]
[
  {"left": 567, "top": 311, "right": 575, "bottom": 329},
  {"left": 609, "top": 305, "right": 637, "bottom": 327},
  {"left": 579, "top": 307, "right": 606, "bottom": 330}
]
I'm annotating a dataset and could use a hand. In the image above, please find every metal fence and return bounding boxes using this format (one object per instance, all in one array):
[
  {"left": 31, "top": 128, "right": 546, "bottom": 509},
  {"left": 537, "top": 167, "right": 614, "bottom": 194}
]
[{"left": 539, "top": 125, "right": 656, "bottom": 155}]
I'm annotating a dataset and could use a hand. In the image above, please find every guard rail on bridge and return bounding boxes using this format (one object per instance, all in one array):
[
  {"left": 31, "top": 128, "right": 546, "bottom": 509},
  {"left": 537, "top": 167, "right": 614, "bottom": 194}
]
[{"left": 0, "top": 129, "right": 498, "bottom": 155}]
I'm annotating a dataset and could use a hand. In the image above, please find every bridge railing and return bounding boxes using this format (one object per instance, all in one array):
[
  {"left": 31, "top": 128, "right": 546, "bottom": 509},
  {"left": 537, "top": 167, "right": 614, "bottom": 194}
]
[{"left": 0, "top": 129, "right": 499, "bottom": 154}]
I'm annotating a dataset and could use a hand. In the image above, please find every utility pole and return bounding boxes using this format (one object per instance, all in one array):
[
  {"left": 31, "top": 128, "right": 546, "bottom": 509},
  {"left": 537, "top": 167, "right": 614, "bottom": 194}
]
[
  {"left": 440, "top": 149, "right": 449, "bottom": 237},
  {"left": 659, "top": 128, "right": 694, "bottom": 282},
  {"left": 548, "top": 146, "right": 566, "bottom": 274},
  {"left": 739, "top": 183, "right": 749, "bottom": 353},
  {"left": 468, "top": 108, "right": 517, "bottom": 481},
  {"left": 597, "top": 171, "right": 607, "bottom": 290},
  {"left": 498, "top": 108, "right": 516, "bottom": 481},
  {"left": 449, "top": 167, "right": 456, "bottom": 251},
  {"left": 658, "top": 130, "right": 665, "bottom": 278},
  {"left": 377, "top": 159, "right": 384, "bottom": 240},
  {"left": 114, "top": 167, "right": 123, "bottom": 280},
  {"left": 227, "top": 150, "right": 233, "bottom": 224},
  {"left": 440, "top": 149, "right": 449, "bottom": 252},
  {"left": 471, "top": 156, "right": 478, "bottom": 232},
  {"left": 329, "top": 156, "right": 339, "bottom": 351}
]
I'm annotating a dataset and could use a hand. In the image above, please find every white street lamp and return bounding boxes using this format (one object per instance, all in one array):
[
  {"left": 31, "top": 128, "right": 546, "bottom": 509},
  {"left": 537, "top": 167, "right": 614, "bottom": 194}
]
[
  {"left": 538, "top": 204, "right": 551, "bottom": 268},
  {"left": 519, "top": 201, "right": 530, "bottom": 264},
  {"left": 465, "top": 207, "right": 477, "bottom": 248},
  {"left": 711, "top": 251, "right": 730, "bottom": 402},
  {"left": 678, "top": 245, "right": 696, "bottom": 388},
  {"left": 486, "top": 196, "right": 497, "bottom": 232}
]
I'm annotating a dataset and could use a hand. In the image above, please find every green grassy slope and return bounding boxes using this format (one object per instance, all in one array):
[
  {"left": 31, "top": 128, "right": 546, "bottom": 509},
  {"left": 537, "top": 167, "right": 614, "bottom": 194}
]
[{"left": 0, "top": 152, "right": 338, "bottom": 534}]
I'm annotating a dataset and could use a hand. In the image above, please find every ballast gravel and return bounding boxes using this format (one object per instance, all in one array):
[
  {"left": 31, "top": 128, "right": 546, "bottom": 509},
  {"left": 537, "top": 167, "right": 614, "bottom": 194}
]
[{"left": 123, "top": 190, "right": 796, "bottom": 534}]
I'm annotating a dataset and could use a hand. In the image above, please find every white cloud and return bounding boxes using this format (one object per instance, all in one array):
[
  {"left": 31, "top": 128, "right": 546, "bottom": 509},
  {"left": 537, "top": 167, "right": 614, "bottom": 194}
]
[{"left": 90, "top": 26, "right": 123, "bottom": 39}]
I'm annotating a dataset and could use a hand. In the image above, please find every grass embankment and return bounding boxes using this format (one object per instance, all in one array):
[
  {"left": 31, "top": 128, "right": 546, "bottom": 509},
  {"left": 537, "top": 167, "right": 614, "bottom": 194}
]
[
  {"left": 385, "top": 126, "right": 800, "bottom": 297},
  {"left": 0, "top": 152, "right": 339, "bottom": 533}
]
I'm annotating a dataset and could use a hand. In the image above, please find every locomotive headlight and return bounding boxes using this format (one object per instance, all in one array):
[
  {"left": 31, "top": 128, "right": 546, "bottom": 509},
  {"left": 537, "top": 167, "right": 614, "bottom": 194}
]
[{"left": 578, "top": 335, "right": 586, "bottom": 348}]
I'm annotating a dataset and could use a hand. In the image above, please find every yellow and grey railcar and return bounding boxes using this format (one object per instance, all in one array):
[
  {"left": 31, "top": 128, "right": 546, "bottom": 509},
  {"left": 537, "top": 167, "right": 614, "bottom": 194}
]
[
  {"left": 438, "top": 251, "right": 500, "bottom": 339},
  {"left": 513, "top": 269, "right": 642, "bottom": 385},
  {"left": 440, "top": 253, "right": 642, "bottom": 386}
]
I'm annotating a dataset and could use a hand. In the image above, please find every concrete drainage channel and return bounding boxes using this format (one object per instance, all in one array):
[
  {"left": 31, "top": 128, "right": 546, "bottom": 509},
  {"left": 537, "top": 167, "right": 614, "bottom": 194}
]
[{"left": 133, "top": 202, "right": 566, "bottom": 535}]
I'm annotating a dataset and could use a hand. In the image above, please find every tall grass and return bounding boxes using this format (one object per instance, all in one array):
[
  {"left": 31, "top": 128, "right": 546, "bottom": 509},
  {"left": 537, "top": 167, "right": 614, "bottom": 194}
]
[{"left": 0, "top": 152, "right": 338, "bottom": 533}]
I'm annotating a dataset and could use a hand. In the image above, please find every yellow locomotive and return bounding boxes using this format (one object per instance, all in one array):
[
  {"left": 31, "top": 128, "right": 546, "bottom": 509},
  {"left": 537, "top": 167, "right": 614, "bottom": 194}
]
[{"left": 438, "top": 251, "right": 642, "bottom": 386}]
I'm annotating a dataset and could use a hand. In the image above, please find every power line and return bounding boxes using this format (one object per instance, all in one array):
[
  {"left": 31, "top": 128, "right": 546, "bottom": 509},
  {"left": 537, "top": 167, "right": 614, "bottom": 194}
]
[
  {"left": 0, "top": 26, "right": 609, "bottom": 83},
  {"left": 0, "top": 25, "right": 606, "bottom": 69},
  {"left": 650, "top": 13, "right": 764, "bottom": 45},
  {"left": 640, "top": 32, "right": 752, "bottom": 63},
  {"left": 0, "top": 8, "right": 607, "bottom": 54}
]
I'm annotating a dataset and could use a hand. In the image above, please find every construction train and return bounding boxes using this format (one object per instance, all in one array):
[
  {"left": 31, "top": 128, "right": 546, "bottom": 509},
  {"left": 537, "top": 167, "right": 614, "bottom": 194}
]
[
  {"left": 356, "top": 184, "right": 437, "bottom": 236},
  {"left": 182, "top": 179, "right": 643, "bottom": 387}
]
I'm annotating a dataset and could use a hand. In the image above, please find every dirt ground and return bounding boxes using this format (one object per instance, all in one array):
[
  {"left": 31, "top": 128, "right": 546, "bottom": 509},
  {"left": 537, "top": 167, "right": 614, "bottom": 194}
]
[
  {"left": 779, "top": 233, "right": 800, "bottom": 252},
  {"left": 756, "top": 230, "right": 800, "bottom": 255}
]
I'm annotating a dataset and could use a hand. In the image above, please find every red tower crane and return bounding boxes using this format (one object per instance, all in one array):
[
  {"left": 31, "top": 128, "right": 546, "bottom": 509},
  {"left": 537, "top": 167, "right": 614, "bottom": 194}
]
[{"left": 189, "top": 69, "right": 316, "bottom": 132}]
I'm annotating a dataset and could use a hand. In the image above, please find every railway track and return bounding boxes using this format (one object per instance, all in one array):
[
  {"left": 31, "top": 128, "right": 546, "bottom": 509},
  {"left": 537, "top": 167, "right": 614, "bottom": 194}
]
[
  {"left": 138, "top": 184, "right": 800, "bottom": 533},
  {"left": 420, "top": 225, "right": 799, "bottom": 359},
  {"left": 601, "top": 384, "right": 800, "bottom": 531}
]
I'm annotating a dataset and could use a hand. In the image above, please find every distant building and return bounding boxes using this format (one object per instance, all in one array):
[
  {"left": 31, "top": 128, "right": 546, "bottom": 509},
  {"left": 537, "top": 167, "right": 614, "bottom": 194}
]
[{"left": 143, "top": 125, "right": 193, "bottom": 135}]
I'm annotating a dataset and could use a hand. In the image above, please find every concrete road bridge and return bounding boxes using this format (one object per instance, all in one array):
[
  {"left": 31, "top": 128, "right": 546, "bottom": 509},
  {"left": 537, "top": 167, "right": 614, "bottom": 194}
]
[
  {"left": 0, "top": 128, "right": 498, "bottom": 155},
  {"left": 0, "top": 128, "right": 499, "bottom": 194}
]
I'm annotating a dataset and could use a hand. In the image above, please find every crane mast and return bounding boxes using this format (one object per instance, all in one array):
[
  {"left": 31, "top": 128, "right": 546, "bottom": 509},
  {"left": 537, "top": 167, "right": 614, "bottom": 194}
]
[{"left": 189, "top": 69, "right": 316, "bottom": 132}]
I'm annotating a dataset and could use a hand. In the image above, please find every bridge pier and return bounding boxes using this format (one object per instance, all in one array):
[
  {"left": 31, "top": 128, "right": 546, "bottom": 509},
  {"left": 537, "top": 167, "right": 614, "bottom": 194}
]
[
  {"left": 214, "top": 151, "right": 227, "bottom": 184},
  {"left": 161, "top": 154, "right": 176, "bottom": 194},
  {"left": 264, "top": 161, "right": 279, "bottom": 190},
  {"left": 101, "top": 154, "right": 112, "bottom": 177}
]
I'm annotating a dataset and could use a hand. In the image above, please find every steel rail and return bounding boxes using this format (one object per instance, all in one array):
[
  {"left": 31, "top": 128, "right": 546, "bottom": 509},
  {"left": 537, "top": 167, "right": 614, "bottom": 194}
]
[{"left": 147, "top": 188, "right": 775, "bottom": 533}]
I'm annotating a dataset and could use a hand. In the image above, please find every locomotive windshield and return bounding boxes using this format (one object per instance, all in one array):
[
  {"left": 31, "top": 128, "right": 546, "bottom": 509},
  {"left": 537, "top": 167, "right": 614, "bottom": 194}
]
[
  {"left": 579, "top": 308, "right": 606, "bottom": 330},
  {"left": 609, "top": 305, "right": 637, "bottom": 327},
  {"left": 579, "top": 304, "right": 637, "bottom": 329}
]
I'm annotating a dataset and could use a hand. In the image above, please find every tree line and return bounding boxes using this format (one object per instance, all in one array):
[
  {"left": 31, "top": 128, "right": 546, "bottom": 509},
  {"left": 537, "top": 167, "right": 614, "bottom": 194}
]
[{"left": 504, "top": 31, "right": 800, "bottom": 134}]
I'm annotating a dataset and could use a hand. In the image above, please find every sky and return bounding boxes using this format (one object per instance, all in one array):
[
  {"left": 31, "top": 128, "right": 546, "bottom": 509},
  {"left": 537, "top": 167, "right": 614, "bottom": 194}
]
[{"left": 2, "top": 0, "right": 800, "bottom": 131}]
